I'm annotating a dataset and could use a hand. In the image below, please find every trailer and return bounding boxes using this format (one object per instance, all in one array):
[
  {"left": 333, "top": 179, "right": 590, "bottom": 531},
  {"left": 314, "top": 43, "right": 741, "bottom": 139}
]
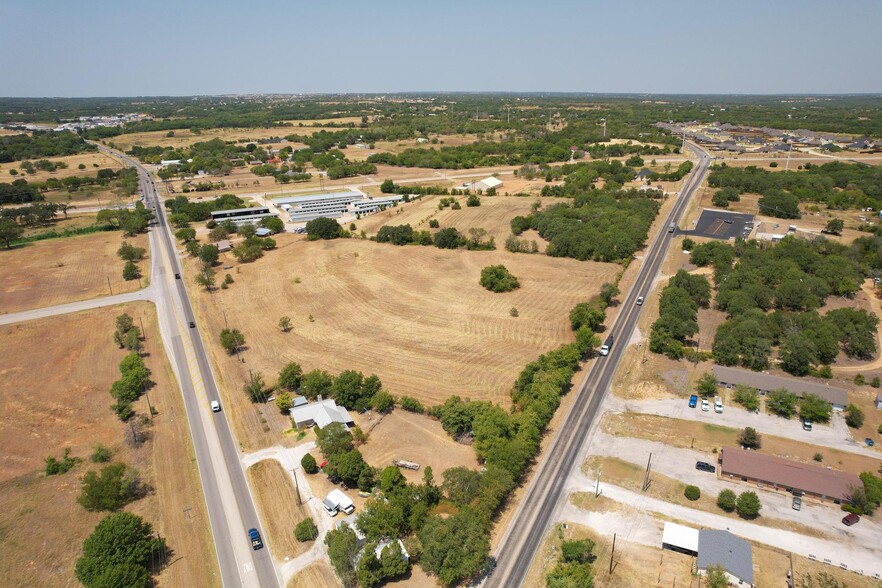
[{"left": 393, "top": 459, "right": 421, "bottom": 471}]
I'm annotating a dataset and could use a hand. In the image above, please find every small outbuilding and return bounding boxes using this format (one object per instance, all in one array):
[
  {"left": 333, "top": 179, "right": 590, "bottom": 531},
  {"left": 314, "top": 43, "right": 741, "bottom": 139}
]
[
  {"left": 474, "top": 176, "right": 503, "bottom": 191},
  {"left": 661, "top": 522, "right": 699, "bottom": 556}
]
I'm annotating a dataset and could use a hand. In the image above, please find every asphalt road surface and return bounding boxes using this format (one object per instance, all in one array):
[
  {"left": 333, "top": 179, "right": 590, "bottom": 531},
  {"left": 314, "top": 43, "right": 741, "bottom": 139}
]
[
  {"left": 487, "top": 143, "right": 712, "bottom": 588},
  {"left": 96, "top": 145, "right": 281, "bottom": 588}
]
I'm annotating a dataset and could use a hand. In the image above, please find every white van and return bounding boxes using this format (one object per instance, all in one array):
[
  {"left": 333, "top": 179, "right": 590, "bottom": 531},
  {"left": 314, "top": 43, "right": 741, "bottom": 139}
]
[
  {"left": 713, "top": 397, "right": 723, "bottom": 414},
  {"left": 323, "top": 489, "right": 355, "bottom": 517}
]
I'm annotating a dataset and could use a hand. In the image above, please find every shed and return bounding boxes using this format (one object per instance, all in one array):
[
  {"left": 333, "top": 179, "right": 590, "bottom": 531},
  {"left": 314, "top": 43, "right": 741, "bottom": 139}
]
[
  {"left": 475, "top": 176, "right": 503, "bottom": 191},
  {"left": 216, "top": 239, "right": 232, "bottom": 253},
  {"left": 255, "top": 227, "right": 272, "bottom": 237},
  {"left": 661, "top": 522, "right": 699, "bottom": 556},
  {"left": 697, "top": 530, "right": 754, "bottom": 586}
]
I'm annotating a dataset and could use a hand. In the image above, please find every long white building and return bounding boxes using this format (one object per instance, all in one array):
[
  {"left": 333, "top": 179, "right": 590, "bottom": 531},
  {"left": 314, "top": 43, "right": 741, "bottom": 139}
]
[{"left": 273, "top": 190, "right": 403, "bottom": 222}]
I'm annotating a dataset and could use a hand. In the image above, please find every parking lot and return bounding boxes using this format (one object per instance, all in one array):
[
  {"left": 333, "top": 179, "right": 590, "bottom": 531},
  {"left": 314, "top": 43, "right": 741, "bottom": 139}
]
[{"left": 692, "top": 209, "right": 756, "bottom": 240}]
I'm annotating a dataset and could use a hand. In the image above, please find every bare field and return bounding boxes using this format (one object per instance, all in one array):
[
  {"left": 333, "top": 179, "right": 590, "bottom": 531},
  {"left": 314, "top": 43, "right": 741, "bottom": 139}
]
[
  {"left": 359, "top": 411, "right": 478, "bottom": 484},
  {"left": 601, "top": 412, "right": 880, "bottom": 476},
  {"left": 0, "top": 151, "right": 122, "bottom": 181},
  {"left": 187, "top": 235, "right": 618, "bottom": 450},
  {"left": 246, "top": 459, "right": 310, "bottom": 562},
  {"left": 0, "top": 303, "right": 217, "bottom": 587},
  {"left": 0, "top": 230, "right": 147, "bottom": 314},
  {"left": 287, "top": 562, "right": 340, "bottom": 588},
  {"left": 355, "top": 194, "right": 567, "bottom": 246}
]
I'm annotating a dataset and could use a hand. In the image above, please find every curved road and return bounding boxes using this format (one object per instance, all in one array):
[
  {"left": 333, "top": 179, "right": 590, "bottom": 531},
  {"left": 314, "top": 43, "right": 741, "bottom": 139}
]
[
  {"left": 96, "top": 144, "right": 280, "bottom": 588},
  {"left": 487, "top": 142, "right": 711, "bottom": 588}
]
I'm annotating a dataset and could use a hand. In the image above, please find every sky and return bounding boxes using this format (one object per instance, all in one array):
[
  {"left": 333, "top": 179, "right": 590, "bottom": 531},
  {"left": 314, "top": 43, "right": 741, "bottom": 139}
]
[{"left": 2, "top": 0, "right": 882, "bottom": 97}]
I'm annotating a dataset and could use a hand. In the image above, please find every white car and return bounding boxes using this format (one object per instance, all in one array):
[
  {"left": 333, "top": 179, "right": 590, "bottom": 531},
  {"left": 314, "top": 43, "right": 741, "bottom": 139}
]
[
  {"left": 636, "top": 296, "right": 645, "bottom": 306},
  {"left": 714, "top": 397, "right": 723, "bottom": 413},
  {"left": 701, "top": 398, "right": 709, "bottom": 412},
  {"left": 211, "top": 400, "right": 221, "bottom": 412}
]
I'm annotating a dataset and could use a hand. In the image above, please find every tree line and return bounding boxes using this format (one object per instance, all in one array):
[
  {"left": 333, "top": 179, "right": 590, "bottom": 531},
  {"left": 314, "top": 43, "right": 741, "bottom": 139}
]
[{"left": 0, "top": 130, "right": 96, "bottom": 162}]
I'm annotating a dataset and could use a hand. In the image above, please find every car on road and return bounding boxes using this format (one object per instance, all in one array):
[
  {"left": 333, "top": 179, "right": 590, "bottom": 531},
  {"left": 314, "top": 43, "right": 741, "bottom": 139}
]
[
  {"left": 701, "top": 398, "right": 709, "bottom": 412},
  {"left": 189, "top": 321, "right": 196, "bottom": 328},
  {"left": 866, "top": 438, "right": 875, "bottom": 447},
  {"left": 636, "top": 296, "right": 645, "bottom": 306},
  {"left": 211, "top": 400, "right": 220, "bottom": 412},
  {"left": 695, "top": 461, "right": 716, "bottom": 473},
  {"left": 713, "top": 397, "right": 723, "bottom": 413},
  {"left": 248, "top": 528, "right": 263, "bottom": 550},
  {"left": 803, "top": 419, "right": 812, "bottom": 431},
  {"left": 842, "top": 513, "right": 860, "bottom": 526},
  {"left": 792, "top": 496, "right": 802, "bottom": 511},
  {"left": 175, "top": 273, "right": 181, "bottom": 279},
  {"left": 688, "top": 395, "right": 698, "bottom": 408}
]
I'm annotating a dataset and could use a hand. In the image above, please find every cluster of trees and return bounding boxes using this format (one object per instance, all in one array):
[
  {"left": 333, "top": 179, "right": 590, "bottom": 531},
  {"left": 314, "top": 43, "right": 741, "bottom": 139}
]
[
  {"left": 711, "top": 186, "right": 741, "bottom": 208},
  {"left": 1, "top": 201, "right": 76, "bottom": 230},
  {"left": 109, "top": 351, "right": 151, "bottom": 422},
  {"left": 314, "top": 423, "right": 376, "bottom": 490},
  {"left": 846, "top": 472, "right": 882, "bottom": 516},
  {"left": 546, "top": 538, "right": 596, "bottom": 587},
  {"left": 287, "top": 366, "right": 394, "bottom": 413},
  {"left": 96, "top": 202, "right": 154, "bottom": 237},
  {"left": 650, "top": 270, "right": 711, "bottom": 359},
  {"left": 372, "top": 223, "right": 495, "bottom": 251},
  {"left": 537, "top": 159, "right": 642, "bottom": 193},
  {"left": 761, "top": 389, "right": 833, "bottom": 423},
  {"left": 0, "top": 178, "right": 42, "bottom": 203},
  {"left": 716, "top": 489, "right": 762, "bottom": 519},
  {"left": 586, "top": 140, "right": 674, "bottom": 159},
  {"left": 45, "top": 447, "right": 81, "bottom": 475},
  {"left": 78, "top": 462, "right": 145, "bottom": 512},
  {"left": 0, "top": 130, "right": 95, "bottom": 162},
  {"left": 514, "top": 189, "right": 661, "bottom": 262},
  {"left": 75, "top": 512, "right": 167, "bottom": 588},
  {"left": 688, "top": 237, "right": 875, "bottom": 374},
  {"left": 250, "top": 162, "right": 312, "bottom": 183},
  {"left": 19, "top": 158, "right": 67, "bottom": 173},
  {"left": 118, "top": 241, "right": 146, "bottom": 282},
  {"left": 708, "top": 161, "right": 882, "bottom": 213},
  {"left": 479, "top": 265, "right": 520, "bottom": 292},
  {"left": 306, "top": 216, "right": 346, "bottom": 240},
  {"left": 164, "top": 193, "right": 245, "bottom": 222}
]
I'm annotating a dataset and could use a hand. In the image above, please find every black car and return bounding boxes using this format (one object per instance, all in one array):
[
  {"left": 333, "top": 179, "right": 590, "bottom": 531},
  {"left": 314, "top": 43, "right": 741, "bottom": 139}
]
[
  {"left": 189, "top": 321, "right": 196, "bottom": 328},
  {"left": 695, "top": 461, "right": 716, "bottom": 473},
  {"left": 175, "top": 273, "right": 181, "bottom": 279}
]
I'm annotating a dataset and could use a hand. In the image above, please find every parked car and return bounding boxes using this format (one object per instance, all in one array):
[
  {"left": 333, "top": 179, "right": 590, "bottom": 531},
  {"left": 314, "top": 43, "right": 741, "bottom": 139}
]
[
  {"left": 842, "top": 513, "right": 860, "bottom": 526},
  {"left": 803, "top": 419, "right": 812, "bottom": 431},
  {"left": 713, "top": 397, "right": 723, "bottom": 413},
  {"left": 175, "top": 273, "right": 181, "bottom": 279},
  {"left": 695, "top": 461, "right": 716, "bottom": 473},
  {"left": 248, "top": 528, "right": 263, "bottom": 550},
  {"left": 792, "top": 496, "right": 802, "bottom": 511},
  {"left": 211, "top": 400, "right": 220, "bottom": 412},
  {"left": 701, "top": 398, "right": 710, "bottom": 412},
  {"left": 866, "top": 438, "right": 875, "bottom": 447},
  {"left": 688, "top": 395, "right": 698, "bottom": 408},
  {"left": 636, "top": 296, "right": 645, "bottom": 306}
]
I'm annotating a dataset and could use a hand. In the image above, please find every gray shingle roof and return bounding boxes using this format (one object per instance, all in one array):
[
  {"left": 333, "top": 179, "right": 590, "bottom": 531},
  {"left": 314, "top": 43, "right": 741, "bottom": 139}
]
[
  {"left": 713, "top": 365, "right": 848, "bottom": 406},
  {"left": 697, "top": 530, "right": 754, "bottom": 584}
]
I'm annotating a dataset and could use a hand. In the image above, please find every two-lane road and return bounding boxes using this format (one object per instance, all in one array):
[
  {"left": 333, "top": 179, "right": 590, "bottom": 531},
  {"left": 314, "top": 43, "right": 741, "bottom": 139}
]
[
  {"left": 97, "top": 144, "right": 280, "bottom": 588},
  {"left": 487, "top": 143, "right": 711, "bottom": 588}
]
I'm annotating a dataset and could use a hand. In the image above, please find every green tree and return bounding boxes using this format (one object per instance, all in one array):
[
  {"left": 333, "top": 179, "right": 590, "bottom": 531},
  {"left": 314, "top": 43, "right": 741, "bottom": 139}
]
[
  {"left": 174, "top": 228, "right": 196, "bottom": 242},
  {"left": 372, "top": 389, "right": 395, "bottom": 413},
  {"left": 418, "top": 510, "right": 489, "bottom": 587},
  {"left": 278, "top": 362, "right": 303, "bottom": 390},
  {"left": 766, "top": 389, "right": 798, "bottom": 418},
  {"left": 704, "top": 564, "right": 729, "bottom": 588},
  {"left": 380, "top": 179, "right": 396, "bottom": 193},
  {"left": 260, "top": 216, "right": 285, "bottom": 233},
  {"left": 466, "top": 194, "right": 481, "bottom": 207},
  {"left": 278, "top": 316, "right": 292, "bottom": 332},
  {"left": 569, "top": 301, "right": 605, "bottom": 332},
  {"left": 91, "top": 444, "right": 112, "bottom": 463},
  {"left": 737, "top": 427, "right": 762, "bottom": 449},
  {"left": 301, "top": 453, "right": 319, "bottom": 474},
  {"left": 546, "top": 562, "right": 594, "bottom": 588},
  {"left": 844, "top": 403, "right": 865, "bottom": 429},
  {"left": 122, "top": 261, "right": 141, "bottom": 281},
  {"left": 823, "top": 218, "right": 844, "bottom": 235},
  {"left": 199, "top": 244, "right": 220, "bottom": 265},
  {"left": 77, "top": 463, "right": 142, "bottom": 511},
  {"left": 735, "top": 491, "right": 762, "bottom": 519},
  {"left": 433, "top": 227, "right": 464, "bottom": 249},
  {"left": 379, "top": 540, "right": 410, "bottom": 579},
  {"left": 243, "top": 372, "right": 266, "bottom": 403},
  {"left": 733, "top": 385, "right": 760, "bottom": 412},
  {"left": 316, "top": 422, "right": 354, "bottom": 457},
  {"left": 117, "top": 242, "right": 146, "bottom": 261},
  {"left": 479, "top": 264, "right": 520, "bottom": 293},
  {"left": 275, "top": 391, "right": 293, "bottom": 413},
  {"left": 0, "top": 218, "right": 24, "bottom": 248},
  {"left": 717, "top": 489, "right": 736, "bottom": 512},
  {"left": 305, "top": 216, "right": 344, "bottom": 240},
  {"left": 325, "top": 524, "right": 359, "bottom": 587},
  {"left": 380, "top": 466, "right": 407, "bottom": 495},
  {"left": 74, "top": 513, "right": 166, "bottom": 588},
  {"left": 799, "top": 393, "right": 832, "bottom": 423},
  {"left": 301, "top": 369, "right": 333, "bottom": 399},
  {"left": 696, "top": 372, "right": 717, "bottom": 398},
  {"left": 684, "top": 485, "right": 701, "bottom": 501},
  {"left": 219, "top": 328, "right": 245, "bottom": 354},
  {"left": 561, "top": 539, "right": 596, "bottom": 564},
  {"left": 331, "top": 369, "right": 366, "bottom": 408},
  {"left": 599, "top": 282, "right": 620, "bottom": 306},
  {"left": 195, "top": 262, "right": 215, "bottom": 291},
  {"left": 356, "top": 548, "right": 384, "bottom": 588},
  {"left": 295, "top": 517, "right": 318, "bottom": 542}
]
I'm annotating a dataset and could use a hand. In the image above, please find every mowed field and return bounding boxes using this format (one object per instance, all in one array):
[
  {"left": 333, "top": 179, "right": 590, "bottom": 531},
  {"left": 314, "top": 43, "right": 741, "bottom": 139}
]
[
  {"left": 356, "top": 194, "right": 568, "bottom": 245},
  {"left": 0, "top": 230, "right": 147, "bottom": 314},
  {"left": 187, "top": 235, "right": 618, "bottom": 449},
  {"left": 0, "top": 303, "right": 217, "bottom": 587}
]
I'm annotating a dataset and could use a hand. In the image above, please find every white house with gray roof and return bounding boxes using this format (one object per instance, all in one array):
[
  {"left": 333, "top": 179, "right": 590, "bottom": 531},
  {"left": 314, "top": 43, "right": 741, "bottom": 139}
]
[
  {"left": 713, "top": 365, "right": 848, "bottom": 410},
  {"left": 697, "top": 529, "right": 754, "bottom": 587},
  {"left": 290, "top": 398, "right": 354, "bottom": 429}
]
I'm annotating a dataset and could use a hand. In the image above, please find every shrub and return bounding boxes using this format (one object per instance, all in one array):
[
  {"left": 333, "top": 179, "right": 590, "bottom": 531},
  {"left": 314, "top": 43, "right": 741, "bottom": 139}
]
[
  {"left": 735, "top": 491, "right": 761, "bottom": 519},
  {"left": 733, "top": 385, "right": 760, "bottom": 412},
  {"left": 737, "top": 427, "right": 762, "bottom": 449},
  {"left": 91, "top": 444, "right": 112, "bottom": 463},
  {"left": 45, "top": 448, "right": 80, "bottom": 475},
  {"left": 854, "top": 374, "right": 866, "bottom": 386},
  {"left": 684, "top": 485, "right": 701, "bottom": 501},
  {"left": 560, "top": 539, "right": 596, "bottom": 564},
  {"left": 466, "top": 194, "right": 480, "bottom": 207},
  {"left": 301, "top": 453, "right": 319, "bottom": 474},
  {"left": 78, "top": 463, "right": 143, "bottom": 511},
  {"left": 510, "top": 307, "right": 519, "bottom": 317},
  {"left": 872, "top": 377, "right": 881, "bottom": 388},
  {"left": 428, "top": 219, "right": 440, "bottom": 228},
  {"left": 295, "top": 517, "right": 319, "bottom": 542},
  {"left": 74, "top": 512, "right": 166, "bottom": 588},
  {"left": 305, "top": 216, "right": 344, "bottom": 240},
  {"left": 696, "top": 372, "right": 717, "bottom": 398},
  {"left": 717, "top": 489, "right": 736, "bottom": 512},
  {"left": 813, "top": 452, "right": 823, "bottom": 462},
  {"left": 479, "top": 265, "right": 520, "bottom": 293},
  {"left": 398, "top": 396, "right": 425, "bottom": 413},
  {"left": 371, "top": 390, "right": 395, "bottom": 413},
  {"left": 845, "top": 404, "right": 865, "bottom": 428}
]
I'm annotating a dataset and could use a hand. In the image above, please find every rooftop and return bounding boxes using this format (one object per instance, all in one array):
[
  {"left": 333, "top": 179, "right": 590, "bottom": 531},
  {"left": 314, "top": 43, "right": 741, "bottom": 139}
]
[
  {"left": 290, "top": 398, "right": 354, "bottom": 429},
  {"left": 713, "top": 365, "right": 848, "bottom": 406},
  {"left": 697, "top": 529, "right": 754, "bottom": 585},
  {"left": 720, "top": 447, "right": 861, "bottom": 502}
]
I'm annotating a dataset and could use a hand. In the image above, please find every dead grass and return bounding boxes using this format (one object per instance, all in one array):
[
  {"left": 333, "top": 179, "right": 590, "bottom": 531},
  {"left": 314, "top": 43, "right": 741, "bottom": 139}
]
[
  {"left": 0, "top": 303, "right": 217, "bottom": 587},
  {"left": 581, "top": 456, "right": 828, "bottom": 539},
  {"left": 287, "top": 562, "right": 341, "bottom": 588},
  {"left": 569, "top": 492, "right": 632, "bottom": 514},
  {"left": 358, "top": 411, "right": 478, "bottom": 484},
  {"left": 246, "top": 459, "right": 310, "bottom": 562},
  {"left": 186, "top": 235, "right": 618, "bottom": 451},
  {"left": 0, "top": 151, "right": 122, "bottom": 182},
  {"left": 755, "top": 542, "right": 881, "bottom": 588},
  {"left": 0, "top": 230, "right": 147, "bottom": 314},
  {"left": 601, "top": 412, "right": 880, "bottom": 477}
]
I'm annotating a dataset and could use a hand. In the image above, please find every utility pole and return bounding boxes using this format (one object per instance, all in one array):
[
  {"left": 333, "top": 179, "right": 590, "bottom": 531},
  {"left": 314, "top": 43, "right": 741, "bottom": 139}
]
[
  {"left": 107, "top": 276, "right": 113, "bottom": 295},
  {"left": 292, "top": 468, "right": 302, "bottom": 505},
  {"left": 642, "top": 452, "right": 653, "bottom": 491},
  {"left": 609, "top": 533, "right": 617, "bottom": 575},
  {"left": 595, "top": 471, "right": 602, "bottom": 497},
  {"left": 138, "top": 315, "right": 146, "bottom": 339}
]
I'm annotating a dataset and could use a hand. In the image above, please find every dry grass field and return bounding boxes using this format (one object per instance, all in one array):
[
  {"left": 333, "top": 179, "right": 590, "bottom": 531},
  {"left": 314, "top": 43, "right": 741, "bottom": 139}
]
[
  {"left": 358, "top": 411, "right": 479, "bottom": 484},
  {"left": 601, "top": 412, "right": 880, "bottom": 476},
  {"left": 287, "top": 562, "right": 340, "bottom": 588},
  {"left": 0, "top": 230, "right": 147, "bottom": 314},
  {"left": 0, "top": 151, "right": 122, "bottom": 181},
  {"left": 246, "top": 459, "right": 311, "bottom": 562},
  {"left": 186, "top": 234, "right": 618, "bottom": 450},
  {"left": 355, "top": 194, "right": 566, "bottom": 246},
  {"left": 0, "top": 303, "right": 217, "bottom": 587}
]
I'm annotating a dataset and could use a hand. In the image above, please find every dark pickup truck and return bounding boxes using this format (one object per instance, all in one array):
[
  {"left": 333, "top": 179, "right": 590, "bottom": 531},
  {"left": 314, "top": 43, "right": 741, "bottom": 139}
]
[{"left": 248, "top": 528, "right": 263, "bottom": 550}]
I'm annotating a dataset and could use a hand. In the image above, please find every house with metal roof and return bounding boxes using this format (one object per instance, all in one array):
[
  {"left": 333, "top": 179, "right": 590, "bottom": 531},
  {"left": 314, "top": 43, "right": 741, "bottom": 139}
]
[
  {"left": 661, "top": 522, "right": 699, "bottom": 556},
  {"left": 697, "top": 529, "right": 754, "bottom": 587},
  {"left": 712, "top": 365, "right": 848, "bottom": 410},
  {"left": 290, "top": 398, "right": 354, "bottom": 429},
  {"left": 720, "top": 446, "right": 860, "bottom": 503}
]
